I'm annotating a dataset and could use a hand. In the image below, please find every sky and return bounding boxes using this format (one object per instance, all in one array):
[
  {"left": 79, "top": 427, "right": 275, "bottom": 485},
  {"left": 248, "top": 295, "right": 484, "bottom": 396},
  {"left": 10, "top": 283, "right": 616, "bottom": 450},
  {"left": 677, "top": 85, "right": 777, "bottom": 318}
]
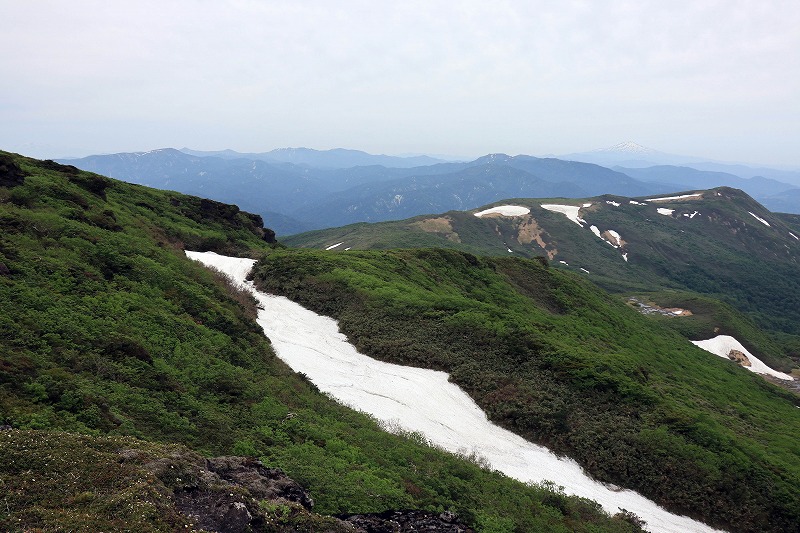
[{"left": 2, "top": 0, "right": 799, "bottom": 166}]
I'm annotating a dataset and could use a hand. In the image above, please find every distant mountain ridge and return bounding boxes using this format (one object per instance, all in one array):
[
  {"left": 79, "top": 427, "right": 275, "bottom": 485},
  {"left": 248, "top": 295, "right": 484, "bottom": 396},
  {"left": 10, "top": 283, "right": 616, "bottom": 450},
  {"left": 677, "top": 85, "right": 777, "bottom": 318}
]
[
  {"left": 60, "top": 146, "right": 800, "bottom": 236},
  {"left": 60, "top": 149, "right": 675, "bottom": 235},
  {"left": 179, "top": 146, "right": 447, "bottom": 168},
  {"left": 563, "top": 142, "right": 800, "bottom": 186}
]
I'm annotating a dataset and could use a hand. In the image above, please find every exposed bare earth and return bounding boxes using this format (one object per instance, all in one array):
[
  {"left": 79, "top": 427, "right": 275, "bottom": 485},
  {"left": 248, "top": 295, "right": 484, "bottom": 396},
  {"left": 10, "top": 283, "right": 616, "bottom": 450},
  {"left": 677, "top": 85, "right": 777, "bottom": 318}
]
[
  {"left": 727, "top": 349, "right": 752, "bottom": 367},
  {"left": 516, "top": 217, "right": 558, "bottom": 259},
  {"left": 627, "top": 297, "right": 693, "bottom": 317},
  {"left": 602, "top": 230, "right": 626, "bottom": 248},
  {"left": 412, "top": 217, "right": 462, "bottom": 242}
]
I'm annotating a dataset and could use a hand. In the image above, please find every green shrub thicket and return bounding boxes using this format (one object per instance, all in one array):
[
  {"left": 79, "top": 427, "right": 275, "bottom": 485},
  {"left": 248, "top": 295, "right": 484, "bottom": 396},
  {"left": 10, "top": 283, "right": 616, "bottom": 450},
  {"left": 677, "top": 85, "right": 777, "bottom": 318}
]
[{"left": 252, "top": 247, "right": 800, "bottom": 533}]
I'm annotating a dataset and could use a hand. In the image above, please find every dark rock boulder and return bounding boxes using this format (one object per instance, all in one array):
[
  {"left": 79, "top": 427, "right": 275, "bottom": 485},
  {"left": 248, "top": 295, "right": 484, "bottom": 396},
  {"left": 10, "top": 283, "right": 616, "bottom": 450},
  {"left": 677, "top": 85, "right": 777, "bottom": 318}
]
[
  {"left": 206, "top": 456, "right": 314, "bottom": 510},
  {"left": 0, "top": 154, "right": 27, "bottom": 187},
  {"left": 38, "top": 159, "right": 80, "bottom": 174},
  {"left": 340, "top": 510, "right": 475, "bottom": 533}
]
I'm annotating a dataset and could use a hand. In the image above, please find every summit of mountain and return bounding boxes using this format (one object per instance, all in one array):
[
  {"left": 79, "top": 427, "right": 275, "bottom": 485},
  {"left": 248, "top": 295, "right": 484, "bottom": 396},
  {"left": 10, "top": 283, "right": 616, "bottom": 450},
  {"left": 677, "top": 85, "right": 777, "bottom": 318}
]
[{"left": 592, "top": 141, "right": 661, "bottom": 154}]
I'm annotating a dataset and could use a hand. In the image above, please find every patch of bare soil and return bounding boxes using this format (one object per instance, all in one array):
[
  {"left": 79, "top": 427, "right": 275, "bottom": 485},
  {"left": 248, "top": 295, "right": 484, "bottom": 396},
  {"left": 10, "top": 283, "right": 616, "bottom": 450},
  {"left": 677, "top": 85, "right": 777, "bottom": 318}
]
[
  {"left": 412, "top": 217, "right": 461, "bottom": 242},
  {"left": 517, "top": 217, "right": 557, "bottom": 259}
]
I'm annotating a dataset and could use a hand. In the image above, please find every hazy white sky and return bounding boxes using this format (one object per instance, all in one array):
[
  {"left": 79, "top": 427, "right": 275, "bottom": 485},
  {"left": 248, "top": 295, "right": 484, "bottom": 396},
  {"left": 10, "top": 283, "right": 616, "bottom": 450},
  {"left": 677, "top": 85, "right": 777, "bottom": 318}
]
[{"left": 2, "top": 0, "right": 798, "bottom": 165}]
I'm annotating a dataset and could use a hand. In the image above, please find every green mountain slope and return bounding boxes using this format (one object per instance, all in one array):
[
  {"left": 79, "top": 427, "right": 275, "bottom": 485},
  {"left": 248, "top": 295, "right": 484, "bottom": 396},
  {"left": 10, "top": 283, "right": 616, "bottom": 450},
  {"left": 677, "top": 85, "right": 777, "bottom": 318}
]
[
  {"left": 0, "top": 151, "right": 641, "bottom": 532},
  {"left": 252, "top": 247, "right": 800, "bottom": 532},
  {"left": 284, "top": 188, "right": 800, "bottom": 369}
]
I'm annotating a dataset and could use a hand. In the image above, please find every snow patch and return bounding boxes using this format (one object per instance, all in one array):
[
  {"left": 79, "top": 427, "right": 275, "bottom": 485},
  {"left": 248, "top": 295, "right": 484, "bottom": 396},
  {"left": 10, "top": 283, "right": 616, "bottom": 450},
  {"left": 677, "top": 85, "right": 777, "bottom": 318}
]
[
  {"left": 185, "top": 251, "right": 722, "bottom": 533},
  {"left": 645, "top": 193, "right": 702, "bottom": 202},
  {"left": 590, "top": 225, "right": 602, "bottom": 238},
  {"left": 541, "top": 204, "right": 586, "bottom": 227},
  {"left": 629, "top": 200, "right": 646, "bottom": 205},
  {"left": 691, "top": 335, "right": 793, "bottom": 380},
  {"left": 605, "top": 200, "right": 621, "bottom": 207},
  {"left": 790, "top": 232, "right": 799, "bottom": 241},
  {"left": 582, "top": 202, "right": 592, "bottom": 208},
  {"left": 607, "top": 230, "right": 622, "bottom": 247},
  {"left": 622, "top": 253, "right": 628, "bottom": 262},
  {"left": 683, "top": 211, "right": 700, "bottom": 219},
  {"left": 580, "top": 267, "right": 590, "bottom": 274},
  {"left": 657, "top": 208, "right": 674, "bottom": 216},
  {"left": 559, "top": 260, "right": 569, "bottom": 265},
  {"left": 748, "top": 212, "right": 771, "bottom": 227},
  {"left": 325, "top": 242, "right": 344, "bottom": 250},
  {"left": 474, "top": 205, "right": 531, "bottom": 217}
]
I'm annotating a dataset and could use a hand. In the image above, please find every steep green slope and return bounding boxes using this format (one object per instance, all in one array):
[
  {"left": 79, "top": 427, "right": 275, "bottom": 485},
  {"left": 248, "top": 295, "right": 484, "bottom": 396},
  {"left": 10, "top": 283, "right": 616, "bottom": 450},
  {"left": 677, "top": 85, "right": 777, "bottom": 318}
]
[
  {"left": 0, "top": 151, "right": 639, "bottom": 532},
  {"left": 284, "top": 188, "right": 800, "bottom": 368},
  {"left": 252, "top": 248, "right": 800, "bottom": 533}
]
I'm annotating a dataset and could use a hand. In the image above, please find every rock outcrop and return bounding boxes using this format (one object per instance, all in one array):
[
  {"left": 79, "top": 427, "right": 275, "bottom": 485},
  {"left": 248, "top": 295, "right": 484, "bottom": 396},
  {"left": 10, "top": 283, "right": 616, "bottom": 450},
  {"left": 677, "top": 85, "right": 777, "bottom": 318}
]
[{"left": 340, "top": 510, "right": 474, "bottom": 533}]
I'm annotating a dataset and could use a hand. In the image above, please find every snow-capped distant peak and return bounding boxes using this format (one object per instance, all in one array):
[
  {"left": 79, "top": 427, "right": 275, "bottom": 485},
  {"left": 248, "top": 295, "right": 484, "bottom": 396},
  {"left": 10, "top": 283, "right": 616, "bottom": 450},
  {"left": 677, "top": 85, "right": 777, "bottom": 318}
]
[{"left": 593, "top": 141, "right": 658, "bottom": 154}]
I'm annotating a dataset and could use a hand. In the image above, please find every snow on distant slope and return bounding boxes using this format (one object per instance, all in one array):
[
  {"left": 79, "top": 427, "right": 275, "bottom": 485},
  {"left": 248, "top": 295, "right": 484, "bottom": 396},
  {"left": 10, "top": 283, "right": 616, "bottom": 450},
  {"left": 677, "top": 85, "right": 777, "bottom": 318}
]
[
  {"left": 657, "top": 208, "right": 674, "bottom": 216},
  {"left": 594, "top": 141, "right": 657, "bottom": 154},
  {"left": 474, "top": 205, "right": 531, "bottom": 217},
  {"left": 186, "top": 251, "right": 722, "bottom": 533},
  {"left": 747, "top": 212, "right": 771, "bottom": 227},
  {"left": 645, "top": 193, "right": 702, "bottom": 202},
  {"left": 692, "top": 335, "right": 793, "bottom": 380},
  {"left": 541, "top": 204, "right": 586, "bottom": 226},
  {"left": 607, "top": 230, "right": 622, "bottom": 247}
]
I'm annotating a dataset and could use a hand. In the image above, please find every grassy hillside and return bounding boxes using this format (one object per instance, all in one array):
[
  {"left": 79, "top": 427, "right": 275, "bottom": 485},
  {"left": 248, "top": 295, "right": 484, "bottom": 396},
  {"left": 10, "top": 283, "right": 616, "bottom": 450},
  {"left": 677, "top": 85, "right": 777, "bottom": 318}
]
[
  {"left": 0, "top": 151, "right": 641, "bottom": 532},
  {"left": 284, "top": 189, "right": 800, "bottom": 368},
  {"left": 252, "top": 247, "right": 800, "bottom": 533}
]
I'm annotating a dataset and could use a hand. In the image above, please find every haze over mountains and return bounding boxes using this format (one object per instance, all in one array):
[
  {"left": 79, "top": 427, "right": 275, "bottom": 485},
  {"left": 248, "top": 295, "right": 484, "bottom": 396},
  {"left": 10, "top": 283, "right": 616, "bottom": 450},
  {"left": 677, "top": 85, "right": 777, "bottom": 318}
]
[{"left": 60, "top": 143, "right": 800, "bottom": 236}]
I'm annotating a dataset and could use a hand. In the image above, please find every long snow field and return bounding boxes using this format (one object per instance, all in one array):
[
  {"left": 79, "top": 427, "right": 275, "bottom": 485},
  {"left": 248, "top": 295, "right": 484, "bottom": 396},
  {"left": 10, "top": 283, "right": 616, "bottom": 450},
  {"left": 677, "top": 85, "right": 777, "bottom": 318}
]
[
  {"left": 474, "top": 205, "right": 531, "bottom": 217},
  {"left": 186, "top": 251, "right": 723, "bottom": 533}
]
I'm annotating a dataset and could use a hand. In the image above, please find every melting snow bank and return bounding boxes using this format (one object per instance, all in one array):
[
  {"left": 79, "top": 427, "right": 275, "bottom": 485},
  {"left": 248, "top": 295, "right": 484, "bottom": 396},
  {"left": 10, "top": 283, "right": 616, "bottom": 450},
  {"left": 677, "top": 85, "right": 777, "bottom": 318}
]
[
  {"left": 186, "top": 251, "right": 723, "bottom": 533},
  {"left": 692, "top": 335, "right": 793, "bottom": 381},
  {"left": 325, "top": 242, "right": 344, "bottom": 250},
  {"left": 474, "top": 205, "right": 531, "bottom": 217},
  {"left": 541, "top": 204, "right": 586, "bottom": 226},
  {"left": 657, "top": 208, "right": 674, "bottom": 216}
]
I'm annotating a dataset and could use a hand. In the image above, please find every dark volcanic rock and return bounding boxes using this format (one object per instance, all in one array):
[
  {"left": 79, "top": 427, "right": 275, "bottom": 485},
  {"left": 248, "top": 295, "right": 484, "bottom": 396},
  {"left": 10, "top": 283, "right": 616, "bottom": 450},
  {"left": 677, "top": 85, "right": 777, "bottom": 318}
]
[
  {"left": 0, "top": 154, "right": 27, "bottom": 187},
  {"left": 38, "top": 159, "right": 80, "bottom": 174},
  {"left": 206, "top": 456, "right": 314, "bottom": 509},
  {"left": 340, "top": 510, "right": 474, "bottom": 533}
]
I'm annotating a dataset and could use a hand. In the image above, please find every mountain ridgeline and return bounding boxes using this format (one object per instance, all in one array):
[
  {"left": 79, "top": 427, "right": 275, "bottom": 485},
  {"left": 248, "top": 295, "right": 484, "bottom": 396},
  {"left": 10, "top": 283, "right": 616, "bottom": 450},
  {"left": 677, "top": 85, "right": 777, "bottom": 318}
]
[
  {"left": 59, "top": 147, "right": 800, "bottom": 236},
  {"left": 0, "top": 151, "right": 653, "bottom": 532},
  {"left": 285, "top": 188, "right": 800, "bottom": 369}
]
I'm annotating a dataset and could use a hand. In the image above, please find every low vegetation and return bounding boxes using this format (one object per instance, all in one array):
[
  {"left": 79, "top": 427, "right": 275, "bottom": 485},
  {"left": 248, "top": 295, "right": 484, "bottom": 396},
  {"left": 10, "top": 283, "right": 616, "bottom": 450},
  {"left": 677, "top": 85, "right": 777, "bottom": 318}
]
[
  {"left": 0, "top": 152, "right": 644, "bottom": 532},
  {"left": 252, "top": 247, "right": 800, "bottom": 532}
]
